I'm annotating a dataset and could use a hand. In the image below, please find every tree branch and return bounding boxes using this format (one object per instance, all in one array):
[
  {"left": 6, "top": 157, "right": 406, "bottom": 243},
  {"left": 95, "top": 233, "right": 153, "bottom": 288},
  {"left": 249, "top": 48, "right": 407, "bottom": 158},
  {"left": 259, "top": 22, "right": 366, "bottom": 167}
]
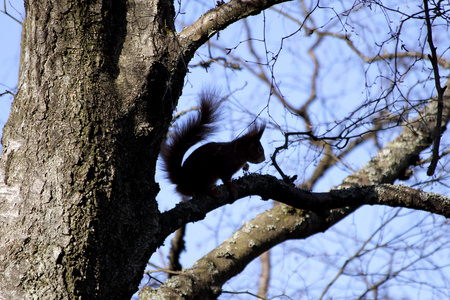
[
  {"left": 160, "top": 175, "right": 450, "bottom": 230},
  {"left": 177, "top": 0, "right": 293, "bottom": 60},
  {"left": 152, "top": 180, "right": 450, "bottom": 299}
]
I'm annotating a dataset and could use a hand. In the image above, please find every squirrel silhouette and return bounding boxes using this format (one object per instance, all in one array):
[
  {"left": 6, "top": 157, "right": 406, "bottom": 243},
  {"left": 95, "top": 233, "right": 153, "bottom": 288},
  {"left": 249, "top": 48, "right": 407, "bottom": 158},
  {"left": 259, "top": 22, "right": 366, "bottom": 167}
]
[{"left": 160, "top": 91, "right": 265, "bottom": 197}]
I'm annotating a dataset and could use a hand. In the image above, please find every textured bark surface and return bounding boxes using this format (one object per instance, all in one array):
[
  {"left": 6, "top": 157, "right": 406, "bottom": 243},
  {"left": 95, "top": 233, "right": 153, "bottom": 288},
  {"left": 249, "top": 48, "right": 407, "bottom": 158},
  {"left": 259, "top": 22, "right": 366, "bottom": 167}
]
[{"left": 0, "top": 0, "right": 178, "bottom": 298}]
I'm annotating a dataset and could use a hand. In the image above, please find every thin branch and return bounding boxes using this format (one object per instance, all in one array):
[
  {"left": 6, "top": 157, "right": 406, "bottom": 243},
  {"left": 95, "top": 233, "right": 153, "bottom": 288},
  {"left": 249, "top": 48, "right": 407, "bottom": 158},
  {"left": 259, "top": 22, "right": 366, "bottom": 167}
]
[
  {"left": 424, "top": 0, "right": 447, "bottom": 175},
  {"left": 271, "top": 131, "right": 316, "bottom": 182},
  {"left": 1, "top": 1, "right": 22, "bottom": 25},
  {"left": 146, "top": 262, "right": 182, "bottom": 276},
  {"left": 222, "top": 290, "right": 268, "bottom": 299},
  {"left": 0, "top": 90, "right": 16, "bottom": 97},
  {"left": 356, "top": 243, "right": 444, "bottom": 300},
  {"left": 301, "top": 121, "right": 381, "bottom": 190},
  {"left": 319, "top": 211, "right": 401, "bottom": 300},
  {"left": 271, "top": 6, "right": 450, "bottom": 68},
  {"left": 167, "top": 196, "right": 189, "bottom": 277},
  {"left": 167, "top": 224, "right": 186, "bottom": 277}
]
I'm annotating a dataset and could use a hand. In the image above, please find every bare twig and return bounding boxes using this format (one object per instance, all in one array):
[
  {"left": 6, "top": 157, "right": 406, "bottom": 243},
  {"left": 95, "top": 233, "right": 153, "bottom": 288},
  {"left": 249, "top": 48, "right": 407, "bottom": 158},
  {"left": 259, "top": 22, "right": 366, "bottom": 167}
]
[
  {"left": 146, "top": 262, "right": 182, "bottom": 276},
  {"left": 0, "top": 90, "right": 15, "bottom": 97},
  {"left": 318, "top": 211, "right": 401, "bottom": 300},
  {"left": 167, "top": 196, "right": 189, "bottom": 277},
  {"left": 271, "top": 131, "right": 318, "bottom": 182},
  {"left": 1, "top": 1, "right": 22, "bottom": 24},
  {"left": 423, "top": 0, "right": 447, "bottom": 176}
]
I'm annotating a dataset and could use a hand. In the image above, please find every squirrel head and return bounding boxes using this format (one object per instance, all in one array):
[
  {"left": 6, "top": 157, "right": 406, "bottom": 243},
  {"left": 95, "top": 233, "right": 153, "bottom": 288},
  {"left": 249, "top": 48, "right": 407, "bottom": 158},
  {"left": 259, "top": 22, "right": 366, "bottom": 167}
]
[{"left": 240, "top": 123, "right": 266, "bottom": 164}]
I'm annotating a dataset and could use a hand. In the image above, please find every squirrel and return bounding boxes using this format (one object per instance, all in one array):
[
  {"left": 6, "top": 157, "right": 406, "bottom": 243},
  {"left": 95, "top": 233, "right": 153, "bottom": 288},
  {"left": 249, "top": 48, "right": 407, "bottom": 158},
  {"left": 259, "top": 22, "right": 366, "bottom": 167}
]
[{"left": 160, "top": 91, "right": 265, "bottom": 197}]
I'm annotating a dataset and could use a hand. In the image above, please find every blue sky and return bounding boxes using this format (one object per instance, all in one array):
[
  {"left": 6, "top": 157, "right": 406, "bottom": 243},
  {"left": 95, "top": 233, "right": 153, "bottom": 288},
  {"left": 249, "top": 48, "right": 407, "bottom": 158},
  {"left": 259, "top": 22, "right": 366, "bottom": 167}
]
[{"left": 0, "top": 0, "right": 23, "bottom": 139}]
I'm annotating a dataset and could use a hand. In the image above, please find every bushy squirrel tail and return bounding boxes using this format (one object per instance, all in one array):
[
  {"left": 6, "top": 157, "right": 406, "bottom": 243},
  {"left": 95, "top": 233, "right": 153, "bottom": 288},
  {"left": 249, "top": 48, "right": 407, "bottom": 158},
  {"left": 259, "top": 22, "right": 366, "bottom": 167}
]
[{"left": 160, "top": 91, "right": 221, "bottom": 187}]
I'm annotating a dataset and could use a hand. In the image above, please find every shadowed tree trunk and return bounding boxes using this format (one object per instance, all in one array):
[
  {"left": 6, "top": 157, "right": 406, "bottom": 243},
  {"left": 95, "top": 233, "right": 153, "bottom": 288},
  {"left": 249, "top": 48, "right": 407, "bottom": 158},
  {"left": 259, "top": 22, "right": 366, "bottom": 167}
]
[{"left": 0, "top": 0, "right": 176, "bottom": 298}]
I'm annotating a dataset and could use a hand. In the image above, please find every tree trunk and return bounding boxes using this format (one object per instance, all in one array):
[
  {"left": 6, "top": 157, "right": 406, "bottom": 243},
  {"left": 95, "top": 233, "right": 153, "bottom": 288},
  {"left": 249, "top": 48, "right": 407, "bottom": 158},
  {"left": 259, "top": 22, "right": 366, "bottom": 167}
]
[{"left": 0, "top": 0, "right": 182, "bottom": 298}]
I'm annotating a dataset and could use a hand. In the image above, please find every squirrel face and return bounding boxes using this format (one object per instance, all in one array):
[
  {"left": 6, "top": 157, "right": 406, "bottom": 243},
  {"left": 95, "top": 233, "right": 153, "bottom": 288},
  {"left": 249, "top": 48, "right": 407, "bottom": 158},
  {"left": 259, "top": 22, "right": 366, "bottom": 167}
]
[
  {"left": 247, "top": 140, "right": 265, "bottom": 164},
  {"left": 239, "top": 123, "right": 265, "bottom": 164}
]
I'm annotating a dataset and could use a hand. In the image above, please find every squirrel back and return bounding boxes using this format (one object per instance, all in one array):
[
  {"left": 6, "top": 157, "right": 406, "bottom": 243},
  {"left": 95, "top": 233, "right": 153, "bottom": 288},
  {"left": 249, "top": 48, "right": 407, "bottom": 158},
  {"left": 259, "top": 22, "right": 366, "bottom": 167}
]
[{"left": 160, "top": 91, "right": 265, "bottom": 197}]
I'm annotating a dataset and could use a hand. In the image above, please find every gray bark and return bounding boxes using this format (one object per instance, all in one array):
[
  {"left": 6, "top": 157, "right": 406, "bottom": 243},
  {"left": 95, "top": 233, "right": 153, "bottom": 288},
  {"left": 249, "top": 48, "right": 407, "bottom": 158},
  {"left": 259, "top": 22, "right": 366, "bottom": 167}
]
[{"left": 0, "top": 0, "right": 171, "bottom": 298}]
